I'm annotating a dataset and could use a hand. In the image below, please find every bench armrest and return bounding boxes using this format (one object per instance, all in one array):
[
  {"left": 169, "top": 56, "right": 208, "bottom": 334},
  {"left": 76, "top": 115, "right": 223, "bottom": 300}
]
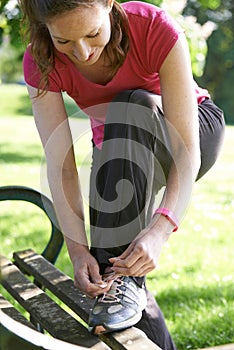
[{"left": 0, "top": 186, "right": 63, "bottom": 264}]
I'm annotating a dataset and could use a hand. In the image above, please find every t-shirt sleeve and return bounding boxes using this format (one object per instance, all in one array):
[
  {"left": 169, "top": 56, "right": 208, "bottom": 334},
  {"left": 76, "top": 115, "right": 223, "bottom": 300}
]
[
  {"left": 146, "top": 9, "right": 184, "bottom": 73},
  {"left": 23, "top": 46, "right": 61, "bottom": 92}
]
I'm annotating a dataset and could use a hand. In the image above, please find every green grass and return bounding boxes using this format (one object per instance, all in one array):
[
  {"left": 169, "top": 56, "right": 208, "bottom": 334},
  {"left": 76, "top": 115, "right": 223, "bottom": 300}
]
[{"left": 0, "top": 84, "right": 233, "bottom": 349}]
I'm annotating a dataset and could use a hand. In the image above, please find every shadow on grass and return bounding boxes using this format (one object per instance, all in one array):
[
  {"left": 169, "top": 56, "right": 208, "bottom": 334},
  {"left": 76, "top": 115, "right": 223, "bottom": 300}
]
[
  {"left": 156, "top": 283, "right": 234, "bottom": 349},
  {"left": 156, "top": 283, "right": 233, "bottom": 311},
  {"left": 0, "top": 143, "right": 43, "bottom": 164}
]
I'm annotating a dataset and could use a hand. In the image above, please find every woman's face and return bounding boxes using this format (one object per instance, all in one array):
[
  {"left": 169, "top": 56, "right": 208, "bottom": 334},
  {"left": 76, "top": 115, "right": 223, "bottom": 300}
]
[{"left": 47, "top": 1, "right": 113, "bottom": 67}]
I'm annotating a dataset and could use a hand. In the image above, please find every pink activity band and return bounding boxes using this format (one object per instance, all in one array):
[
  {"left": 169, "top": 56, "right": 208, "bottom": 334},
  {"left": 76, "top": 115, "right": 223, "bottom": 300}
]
[{"left": 153, "top": 208, "right": 179, "bottom": 232}]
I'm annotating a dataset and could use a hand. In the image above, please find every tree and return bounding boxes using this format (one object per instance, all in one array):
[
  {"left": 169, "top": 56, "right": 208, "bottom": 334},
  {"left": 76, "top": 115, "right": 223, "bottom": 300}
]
[
  {"left": 0, "top": 0, "right": 24, "bottom": 82},
  {"left": 0, "top": 0, "right": 21, "bottom": 47},
  {"left": 183, "top": 0, "right": 234, "bottom": 123}
]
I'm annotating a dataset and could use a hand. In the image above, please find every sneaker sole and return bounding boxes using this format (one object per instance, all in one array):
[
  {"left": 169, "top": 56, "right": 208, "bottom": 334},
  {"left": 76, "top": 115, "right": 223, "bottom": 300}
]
[{"left": 88, "top": 310, "right": 143, "bottom": 334}]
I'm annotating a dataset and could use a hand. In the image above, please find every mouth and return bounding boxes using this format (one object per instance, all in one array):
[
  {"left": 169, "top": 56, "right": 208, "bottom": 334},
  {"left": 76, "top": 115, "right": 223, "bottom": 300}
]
[{"left": 87, "top": 51, "right": 95, "bottom": 61}]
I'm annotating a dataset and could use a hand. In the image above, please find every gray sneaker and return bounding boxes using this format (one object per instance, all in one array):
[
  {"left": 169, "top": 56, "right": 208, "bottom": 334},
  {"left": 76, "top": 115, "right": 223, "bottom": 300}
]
[{"left": 88, "top": 275, "right": 147, "bottom": 334}]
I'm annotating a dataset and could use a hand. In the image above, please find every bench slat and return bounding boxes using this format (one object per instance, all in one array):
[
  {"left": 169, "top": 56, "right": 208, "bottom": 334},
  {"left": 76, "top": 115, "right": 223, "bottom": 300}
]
[
  {"left": 100, "top": 327, "right": 161, "bottom": 350},
  {"left": 0, "top": 255, "right": 109, "bottom": 350},
  {"left": 0, "top": 293, "right": 37, "bottom": 331},
  {"left": 14, "top": 249, "right": 93, "bottom": 322},
  {"left": 13, "top": 249, "right": 161, "bottom": 350}
]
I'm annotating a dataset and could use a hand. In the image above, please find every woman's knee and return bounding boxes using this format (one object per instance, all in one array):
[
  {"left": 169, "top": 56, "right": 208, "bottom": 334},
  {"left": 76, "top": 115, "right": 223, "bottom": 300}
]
[
  {"left": 112, "top": 89, "right": 162, "bottom": 110},
  {"left": 129, "top": 89, "right": 162, "bottom": 111},
  {"left": 197, "top": 99, "right": 225, "bottom": 180},
  {"left": 107, "top": 89, "right": 163, "bottom": 135}
]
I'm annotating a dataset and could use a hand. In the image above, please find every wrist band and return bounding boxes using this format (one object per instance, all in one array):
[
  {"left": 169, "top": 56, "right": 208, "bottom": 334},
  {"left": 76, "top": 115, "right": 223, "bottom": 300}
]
[{"left": 153, "top": 208, "right": 179, "bottom": 232}]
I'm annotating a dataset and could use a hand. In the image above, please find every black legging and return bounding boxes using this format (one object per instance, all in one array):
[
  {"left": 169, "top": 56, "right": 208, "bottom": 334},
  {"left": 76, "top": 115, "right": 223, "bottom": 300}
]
[{"left": 89, "top": 89, "right": 225, "bottom": 349}]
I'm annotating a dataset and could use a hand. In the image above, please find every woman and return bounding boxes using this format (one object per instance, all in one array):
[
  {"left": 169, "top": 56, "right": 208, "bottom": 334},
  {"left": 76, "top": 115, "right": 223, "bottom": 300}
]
[{"left": 20, "top": 0, "right": 225, "bottom": 348}]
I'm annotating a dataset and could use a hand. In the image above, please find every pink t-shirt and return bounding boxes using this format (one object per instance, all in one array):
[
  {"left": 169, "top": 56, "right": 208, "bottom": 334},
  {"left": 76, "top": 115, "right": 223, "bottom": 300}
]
[{"left": 23, "top": 1, "right": 210, "bottom": 147}]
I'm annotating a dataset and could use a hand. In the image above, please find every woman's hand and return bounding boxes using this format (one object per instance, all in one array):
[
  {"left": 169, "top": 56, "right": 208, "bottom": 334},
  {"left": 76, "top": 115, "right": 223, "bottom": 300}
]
[
  {"left": 70, "top": 244, "right": 112, "bottom": 298},
  {"left": 109, "top": 220, "right": 169, "bottom": 277}
]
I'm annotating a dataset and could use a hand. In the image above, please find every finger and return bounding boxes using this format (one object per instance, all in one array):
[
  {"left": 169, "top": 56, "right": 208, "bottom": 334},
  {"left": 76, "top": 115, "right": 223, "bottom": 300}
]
[
  {"left": 111, "top": 259, "right": 155, "bottom": 277},
  {"left": 109, "top": 243, "right": 136, "bottom": 263},
  {"left": 88, "top": 263, "right": 108, "bottom": 288},
  {"left": 74, "top": 270, "right": 108, "bottom": 298},
  {"left": 76, "top": 279, "right": 111, "bottom": 298},
  {"left": 136, "top": 266, "right": 155, "bottom": 277},
  {"left": 112, "top": 254, "right": 140, "bottom": 271},
  {"left": 111, "top": 266, "right": 152, "bottom": 277},
  {"left": 112, "top": 245, "right": 144, "bottom": 269},
  {"left": 111, "top": 256, "right": 145, "bottom": 276},
  {"left": 131, "top": 261, "right": 156, "bottom": 277}
]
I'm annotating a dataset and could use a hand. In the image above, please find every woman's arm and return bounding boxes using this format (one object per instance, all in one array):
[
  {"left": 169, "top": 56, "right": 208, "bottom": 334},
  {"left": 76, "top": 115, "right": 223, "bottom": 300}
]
[
  {"left": 27, "top": 86, "right": 87, "bottom": 244},
  {"left": 158, "top": 33, "right": 201, "bottom": 219},
  {"left": 27, "top": 86, "right": 110, "bottom": 296},
  {"left": 110, "top": 34, "right": 201, "bottom": 276}
]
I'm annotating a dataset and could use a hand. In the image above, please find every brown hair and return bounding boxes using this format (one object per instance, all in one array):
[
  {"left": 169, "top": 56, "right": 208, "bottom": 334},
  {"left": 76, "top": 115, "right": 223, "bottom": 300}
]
[{"left": 19, "top": 0, "right": 129, "bottom": 92}]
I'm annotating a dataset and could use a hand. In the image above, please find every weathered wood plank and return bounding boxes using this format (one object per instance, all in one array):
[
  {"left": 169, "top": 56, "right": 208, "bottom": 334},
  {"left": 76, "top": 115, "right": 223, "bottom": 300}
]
[
  {"left": 100, "top": 327, "right": 162, "bottom": 350},
  {"left": 14, "top": 249, "right": 162, "bottom": 350},
  {"left": 14, "top": 249, "right": 93, "bottom": 323},
  {"left": 1, "top": 310, "right": 105, "bottom": 350},
  {"left": 0, "top": 293, "right": 37, "bottom": 330},
  {"left": 0, "top": 255, "right": 109, "bottom": 350}
]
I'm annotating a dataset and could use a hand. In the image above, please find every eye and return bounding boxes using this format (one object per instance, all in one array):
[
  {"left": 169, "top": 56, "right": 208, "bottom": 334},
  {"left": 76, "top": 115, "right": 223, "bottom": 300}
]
[
  {"left": 57, "top": 39, "right": 70, "bottom": 45},
  {"left": 87, "top": 32, "right": 100, "bottom": 39}
]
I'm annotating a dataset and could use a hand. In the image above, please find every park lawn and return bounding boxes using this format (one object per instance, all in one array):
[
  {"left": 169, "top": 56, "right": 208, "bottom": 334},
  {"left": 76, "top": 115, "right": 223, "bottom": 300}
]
[{"left": 0, "top": 84, "right": 233, "bottom": 350}]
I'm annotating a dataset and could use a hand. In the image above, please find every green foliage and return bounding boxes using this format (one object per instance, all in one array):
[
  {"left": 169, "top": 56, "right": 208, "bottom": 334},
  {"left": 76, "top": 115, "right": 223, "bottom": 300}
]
[
  {"left": 0, "top": 0, "right": 24, "bottom": 82},
  {"left": 0, "top": 44, "right": 24, "bottom": 83},
  {"left": 184, "top": 0, "right": 234, "bottom": 123},
  {"left": 199, "top": 0, "right": 221, "bottom": 10},
  {"left": 202, "top": 27, "right": 234, "bottom": 124},
  {"left": 0, "top": 0, "right": 22, "bottom": 46},
  {"left": 0, "top": 3, "right": 7, "bottom": 46}
]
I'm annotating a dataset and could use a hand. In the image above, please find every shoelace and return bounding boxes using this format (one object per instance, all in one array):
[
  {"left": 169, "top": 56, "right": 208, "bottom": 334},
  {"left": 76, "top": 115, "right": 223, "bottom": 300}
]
[{"left": 99, "top": 277, "right": 124, "bottom": 303}]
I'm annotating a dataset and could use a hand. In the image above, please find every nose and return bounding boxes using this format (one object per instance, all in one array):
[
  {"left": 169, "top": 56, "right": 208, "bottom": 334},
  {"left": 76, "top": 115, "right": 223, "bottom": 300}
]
[{"left": 73, "top": 40, "right": 91, "bottom": 61}]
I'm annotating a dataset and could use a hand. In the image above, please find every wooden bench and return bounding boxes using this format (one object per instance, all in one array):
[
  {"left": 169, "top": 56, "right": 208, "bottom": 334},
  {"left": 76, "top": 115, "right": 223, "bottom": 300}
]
[{"left": 0, "top": 186, "right": 161, "bottom": 350}]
